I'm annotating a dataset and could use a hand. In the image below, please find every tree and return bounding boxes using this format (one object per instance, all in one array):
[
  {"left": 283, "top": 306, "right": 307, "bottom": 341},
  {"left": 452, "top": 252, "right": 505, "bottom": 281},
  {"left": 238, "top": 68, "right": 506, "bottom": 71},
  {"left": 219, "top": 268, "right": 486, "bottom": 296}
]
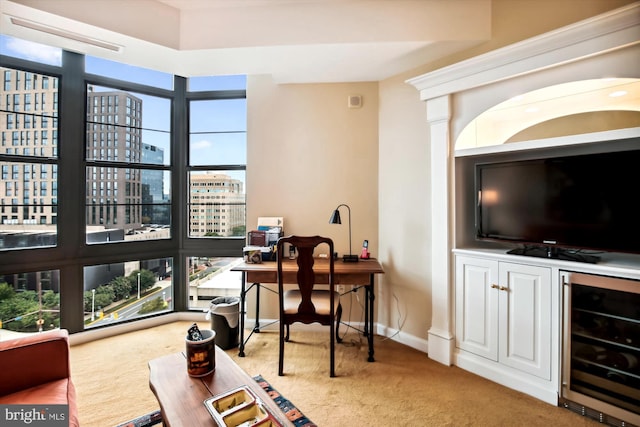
[
  {"left": 83, "top": 291, "right": 93, "bottom": 313},
  {"left": 111, "top": 276, "right": 132, "bottom": 300},
  {"left": 232, "top": 225, "right": 246, "bottom": 236},
  {"left": 0, "top": 284, "right": 60, "bottom": 331},
  {"left": 0, "top": 293, "right": 38, "bottom": 332},
  {"left": 128, "top": 269, "right": 155, "bottom": 294},
  {"left": 0, "top": 282, "right": 14, "bottom": 301},
  {"left": 85, "top": 284, "right": 115, "bottom": 312},
  {"left": 42, "top": 290, "right": 59, "bottom": 308},
  {"left": 40, "top": 290, "right": 60, "bottom": 329}
]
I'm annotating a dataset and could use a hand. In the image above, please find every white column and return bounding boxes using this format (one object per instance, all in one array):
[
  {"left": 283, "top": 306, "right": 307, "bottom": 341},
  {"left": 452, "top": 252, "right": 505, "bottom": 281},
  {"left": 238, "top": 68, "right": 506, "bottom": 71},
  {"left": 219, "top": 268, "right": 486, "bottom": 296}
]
[{"left": 426, "top": 95, "right": 454, "bottom": 365}]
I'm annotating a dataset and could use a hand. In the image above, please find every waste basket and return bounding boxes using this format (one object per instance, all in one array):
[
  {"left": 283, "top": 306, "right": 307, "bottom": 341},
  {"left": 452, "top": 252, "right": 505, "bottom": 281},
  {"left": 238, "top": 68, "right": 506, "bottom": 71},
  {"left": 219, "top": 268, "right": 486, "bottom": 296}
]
[{"left": 206, "top": 296, "right": 240, "bottom": 350}]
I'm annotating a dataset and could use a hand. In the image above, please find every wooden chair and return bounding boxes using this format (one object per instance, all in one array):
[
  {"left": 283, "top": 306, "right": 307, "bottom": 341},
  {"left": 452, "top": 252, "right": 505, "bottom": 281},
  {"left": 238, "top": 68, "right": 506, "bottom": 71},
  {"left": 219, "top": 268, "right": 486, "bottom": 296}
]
[{"left": 276, "top": 235, "right": 342, "bottom": 377}]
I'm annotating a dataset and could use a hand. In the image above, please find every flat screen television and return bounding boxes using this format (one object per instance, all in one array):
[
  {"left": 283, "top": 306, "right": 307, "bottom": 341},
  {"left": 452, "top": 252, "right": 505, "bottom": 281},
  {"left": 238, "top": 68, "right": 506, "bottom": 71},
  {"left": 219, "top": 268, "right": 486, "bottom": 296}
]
[{"left": 475, "top": 148, "right": 640, "bottom": 263}]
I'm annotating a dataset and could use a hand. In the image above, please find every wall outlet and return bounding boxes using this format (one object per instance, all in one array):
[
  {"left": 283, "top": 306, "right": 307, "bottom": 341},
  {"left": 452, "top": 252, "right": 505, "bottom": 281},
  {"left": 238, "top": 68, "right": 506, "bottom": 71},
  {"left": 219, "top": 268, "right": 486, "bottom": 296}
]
[{"left": 337, "top": 285, "right": 345, "bottom": 293}]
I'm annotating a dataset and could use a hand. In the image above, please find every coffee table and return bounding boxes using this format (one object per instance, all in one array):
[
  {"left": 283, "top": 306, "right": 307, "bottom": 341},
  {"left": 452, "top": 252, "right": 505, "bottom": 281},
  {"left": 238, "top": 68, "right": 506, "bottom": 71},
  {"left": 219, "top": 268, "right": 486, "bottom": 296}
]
[{"left": 149, "top": 347, "right": 294, "bottom": 426}]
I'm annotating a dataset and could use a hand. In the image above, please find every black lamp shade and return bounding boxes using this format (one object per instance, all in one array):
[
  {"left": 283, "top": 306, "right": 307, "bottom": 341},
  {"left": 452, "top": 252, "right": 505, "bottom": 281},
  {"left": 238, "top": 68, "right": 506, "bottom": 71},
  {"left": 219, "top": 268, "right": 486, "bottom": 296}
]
[
  {"left": 329, "top": 209, "right": 342, "bottom": 225},
  {"left": 328, "top": 204, "right": 358, "bottom": 262}
]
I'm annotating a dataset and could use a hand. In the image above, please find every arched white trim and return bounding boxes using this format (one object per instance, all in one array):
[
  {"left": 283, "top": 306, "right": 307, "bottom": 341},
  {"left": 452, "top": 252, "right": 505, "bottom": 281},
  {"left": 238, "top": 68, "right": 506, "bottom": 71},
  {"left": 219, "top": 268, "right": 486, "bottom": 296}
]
[{"left": 456, "top": 78, "right": 640, "bottom": 149}]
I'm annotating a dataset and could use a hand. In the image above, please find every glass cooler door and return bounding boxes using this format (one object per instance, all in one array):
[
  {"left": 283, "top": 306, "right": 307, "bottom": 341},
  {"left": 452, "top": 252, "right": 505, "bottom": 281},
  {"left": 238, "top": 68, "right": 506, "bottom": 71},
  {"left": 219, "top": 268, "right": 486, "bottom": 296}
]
[{"left": 564, "top": 272, "right": 640, "bottom": 418}]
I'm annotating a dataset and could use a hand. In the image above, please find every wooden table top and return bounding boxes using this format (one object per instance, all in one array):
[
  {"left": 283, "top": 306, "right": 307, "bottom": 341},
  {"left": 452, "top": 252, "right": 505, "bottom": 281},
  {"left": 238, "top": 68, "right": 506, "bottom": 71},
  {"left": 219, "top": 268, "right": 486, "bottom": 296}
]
[
  {"left": 232, "top": 257, "right": 384, "bottom": 286},
  {"left": 231, "top": 257, "right": 384, "bottom": 274},
  {"left": 149, "top": 348, "right": 294, "bottom": 427}
]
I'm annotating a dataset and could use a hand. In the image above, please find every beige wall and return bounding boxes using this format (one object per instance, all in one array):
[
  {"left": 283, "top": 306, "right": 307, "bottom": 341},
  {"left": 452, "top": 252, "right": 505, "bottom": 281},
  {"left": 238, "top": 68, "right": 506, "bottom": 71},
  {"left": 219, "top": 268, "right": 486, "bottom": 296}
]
[
  {"left": 245, "top": 75, "right": 379, "bottom": 321},
  {"left": 377, "top": 74, "right": 432, "bottom": 344}
]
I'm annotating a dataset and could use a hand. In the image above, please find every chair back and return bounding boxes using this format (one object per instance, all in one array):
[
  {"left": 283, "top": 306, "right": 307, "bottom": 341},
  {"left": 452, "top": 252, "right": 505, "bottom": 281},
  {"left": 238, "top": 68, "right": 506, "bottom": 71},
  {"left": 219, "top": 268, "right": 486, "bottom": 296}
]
[
  {"left": 276, "top": 235, "right": 335, "bottom": 319},
  {"left": 276, "top": 235, "right": 340, "bottom": 377}
]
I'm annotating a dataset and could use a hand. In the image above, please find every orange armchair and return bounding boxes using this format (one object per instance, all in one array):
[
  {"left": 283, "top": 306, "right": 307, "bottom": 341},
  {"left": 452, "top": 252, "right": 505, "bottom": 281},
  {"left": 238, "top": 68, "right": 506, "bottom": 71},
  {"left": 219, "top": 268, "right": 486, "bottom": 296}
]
[{"left": 0, "top": 329, "right": 79, "bottom": 427}]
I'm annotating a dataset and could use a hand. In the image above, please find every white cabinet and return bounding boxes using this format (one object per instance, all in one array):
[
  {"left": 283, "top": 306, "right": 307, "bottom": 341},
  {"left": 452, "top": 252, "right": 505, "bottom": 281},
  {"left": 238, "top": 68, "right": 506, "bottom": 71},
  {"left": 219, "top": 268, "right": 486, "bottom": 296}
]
[{"left": 455, "top": 255, "right": 552, "bottom": 380}]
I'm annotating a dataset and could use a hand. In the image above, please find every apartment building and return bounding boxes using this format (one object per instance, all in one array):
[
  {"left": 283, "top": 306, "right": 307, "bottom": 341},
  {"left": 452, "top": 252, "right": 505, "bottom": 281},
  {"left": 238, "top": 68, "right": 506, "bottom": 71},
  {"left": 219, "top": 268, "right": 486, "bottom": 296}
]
[
  {"left": 0, "top": 67, "right": 57, "bottom": 229},
  {"left": 189, "top": 172, "right": 245, "bottom": 237},
  {"left": 86, "top": 88, "right": 143, "bottom": 229}
]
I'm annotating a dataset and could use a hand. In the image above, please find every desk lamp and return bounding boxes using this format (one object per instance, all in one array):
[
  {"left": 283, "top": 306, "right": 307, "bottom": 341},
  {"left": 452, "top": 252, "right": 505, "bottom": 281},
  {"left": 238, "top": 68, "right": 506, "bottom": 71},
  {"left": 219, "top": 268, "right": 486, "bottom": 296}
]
[{"left": 329, "top": 204, "right": 359, "bottom": 262}]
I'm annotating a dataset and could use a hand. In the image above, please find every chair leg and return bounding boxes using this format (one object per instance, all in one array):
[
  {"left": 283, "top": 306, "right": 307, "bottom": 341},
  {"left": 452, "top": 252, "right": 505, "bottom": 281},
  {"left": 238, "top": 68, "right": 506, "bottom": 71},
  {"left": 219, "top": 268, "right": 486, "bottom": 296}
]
[
  {"left": 285, "top": 324, "right": 290, "bottom": 342},
  {"left": 335, "top": 303, "right": 343, "bottom": 343},
  {"left": 279, "top": 321, "right": 285, "bottom": 376},
  {"left": 330, "top": 317, "right": 336, "bottom": 377}
]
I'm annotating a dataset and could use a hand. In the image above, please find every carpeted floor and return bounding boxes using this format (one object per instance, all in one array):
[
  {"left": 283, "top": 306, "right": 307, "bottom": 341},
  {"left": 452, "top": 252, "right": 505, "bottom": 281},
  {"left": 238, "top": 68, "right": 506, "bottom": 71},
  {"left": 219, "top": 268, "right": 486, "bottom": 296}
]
[{"left": 70, "top": 321, "right": 600, "bottom": 426}]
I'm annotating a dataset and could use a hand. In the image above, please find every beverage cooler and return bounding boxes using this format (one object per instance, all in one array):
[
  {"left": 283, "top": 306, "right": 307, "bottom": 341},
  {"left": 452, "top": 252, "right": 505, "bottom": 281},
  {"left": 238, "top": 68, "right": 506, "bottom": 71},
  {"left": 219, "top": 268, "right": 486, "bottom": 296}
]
[{"left": 561, "top": 272, "right": 640, "bottom": 426}]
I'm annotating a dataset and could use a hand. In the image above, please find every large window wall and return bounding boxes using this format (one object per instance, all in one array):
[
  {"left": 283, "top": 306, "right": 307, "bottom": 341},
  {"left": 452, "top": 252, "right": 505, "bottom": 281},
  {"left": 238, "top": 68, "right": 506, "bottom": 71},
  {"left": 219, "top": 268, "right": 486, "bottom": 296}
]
[{"left": 0, "top": 36, "right": 246, "bottom": 334}]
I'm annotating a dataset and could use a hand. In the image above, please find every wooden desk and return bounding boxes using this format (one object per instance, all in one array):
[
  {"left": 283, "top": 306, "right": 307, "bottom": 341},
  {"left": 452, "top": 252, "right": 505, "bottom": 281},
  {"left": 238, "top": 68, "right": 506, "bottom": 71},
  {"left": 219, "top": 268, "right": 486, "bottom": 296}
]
[
  {"left": 231, "top": 258, "right": 384, "bottom": 362},
  {"left": 148, "top": 348, "right": 294, "bottom": 427}
]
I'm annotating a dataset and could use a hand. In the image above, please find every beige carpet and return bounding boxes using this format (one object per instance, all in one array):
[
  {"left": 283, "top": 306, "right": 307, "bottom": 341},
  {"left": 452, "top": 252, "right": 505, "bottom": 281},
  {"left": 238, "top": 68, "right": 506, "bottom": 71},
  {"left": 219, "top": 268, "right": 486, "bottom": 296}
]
[{"left": 69, "top": 321, "right": 598, "bottom": 426}]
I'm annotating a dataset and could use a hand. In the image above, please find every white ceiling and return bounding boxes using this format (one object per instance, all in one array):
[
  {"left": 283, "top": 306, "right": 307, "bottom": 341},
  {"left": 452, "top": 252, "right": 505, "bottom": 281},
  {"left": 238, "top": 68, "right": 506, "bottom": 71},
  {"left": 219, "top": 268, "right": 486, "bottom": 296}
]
[{"left": 0, "top": 0, "right": 491, "bottom": 83}]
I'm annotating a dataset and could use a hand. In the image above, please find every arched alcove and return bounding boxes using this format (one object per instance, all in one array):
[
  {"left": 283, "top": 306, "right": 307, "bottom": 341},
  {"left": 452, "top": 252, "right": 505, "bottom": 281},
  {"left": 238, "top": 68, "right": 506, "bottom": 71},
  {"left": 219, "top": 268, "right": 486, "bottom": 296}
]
[{"left": 456, "top": 78, "right": 640, "bottom": 150}]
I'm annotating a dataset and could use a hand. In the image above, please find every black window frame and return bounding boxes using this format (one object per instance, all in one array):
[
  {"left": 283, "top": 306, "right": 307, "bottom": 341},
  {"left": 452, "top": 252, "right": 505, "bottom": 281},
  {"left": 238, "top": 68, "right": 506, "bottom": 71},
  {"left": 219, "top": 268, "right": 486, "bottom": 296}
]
[{"left": 0, "top": 48, "right": 246, "bottom": 334}]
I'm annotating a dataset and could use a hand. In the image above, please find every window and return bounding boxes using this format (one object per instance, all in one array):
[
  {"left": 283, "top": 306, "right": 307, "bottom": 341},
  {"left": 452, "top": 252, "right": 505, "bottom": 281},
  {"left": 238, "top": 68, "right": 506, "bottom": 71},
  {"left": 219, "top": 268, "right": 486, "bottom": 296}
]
[
  {"left": 188, "top": 170, "right": 246, "bottom": 237},
  {"left": 1, "top": 34, "right": 248, "bottom": 335},
  {"left": 186, "top": 79, "right": 247, "bottom": 311},
  {"left": 186, "top": 256, "right": 242, "bottom": 311},
  {"left": 0, "top": 269, "right": 60, "bottom": 332},
  {"left": 0, "top": 66, "right": 59, "bottom": 249},
  {"left": 188, "top": 97, "right": 247, "bottom": 238},
  {"left": 85, "top": 85, "right": 171, "bottom": 242},
  {"left": 83, "top": 257, "right": 173, "bottom": 328}
]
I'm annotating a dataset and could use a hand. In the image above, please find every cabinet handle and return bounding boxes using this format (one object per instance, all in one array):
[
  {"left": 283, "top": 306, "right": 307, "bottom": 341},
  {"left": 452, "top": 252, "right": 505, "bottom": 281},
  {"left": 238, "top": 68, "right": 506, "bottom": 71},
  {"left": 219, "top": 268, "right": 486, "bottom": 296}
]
[
  {"left": 491, "top": 284, "right": 499, "bottom": 289},
  {"left": 499, "top": 286, "right": 508, "bottom": 292}
]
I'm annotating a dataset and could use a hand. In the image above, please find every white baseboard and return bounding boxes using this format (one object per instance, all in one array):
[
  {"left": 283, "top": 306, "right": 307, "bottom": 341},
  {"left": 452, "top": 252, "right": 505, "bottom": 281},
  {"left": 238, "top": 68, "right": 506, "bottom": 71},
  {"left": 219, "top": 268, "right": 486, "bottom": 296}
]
[
  {"left": 241, "top": 318, "right": 430, "bottom": 356},
  {"left": 69, "top": 312, "right": 430, "bottom": 357},
  {"left": 376, "top": 324, "right": 428, "bottom": 354}
]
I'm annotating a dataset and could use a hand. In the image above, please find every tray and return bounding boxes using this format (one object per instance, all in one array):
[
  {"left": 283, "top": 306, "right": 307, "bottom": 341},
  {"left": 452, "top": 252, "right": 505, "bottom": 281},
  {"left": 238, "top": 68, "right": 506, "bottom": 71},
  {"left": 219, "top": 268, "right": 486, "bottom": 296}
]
[{"left": 204, "top": 386, "right": 283, "bottom": 427}]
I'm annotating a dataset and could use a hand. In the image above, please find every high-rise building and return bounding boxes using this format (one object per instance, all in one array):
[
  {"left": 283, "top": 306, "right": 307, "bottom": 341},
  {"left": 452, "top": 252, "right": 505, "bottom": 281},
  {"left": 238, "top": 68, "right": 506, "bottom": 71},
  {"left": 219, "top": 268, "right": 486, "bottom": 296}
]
[
  {"left": 0, "top": 68, "right": 59, "bottom": 234},
  {"left": 189, "top": 173, "right": 245, "bottom": 237},
  {"left": 141, "top": 143, "right": 168, "bottom": 225},
  {"left": 86, "top": 87, "right": 143, "bottom": 229}
]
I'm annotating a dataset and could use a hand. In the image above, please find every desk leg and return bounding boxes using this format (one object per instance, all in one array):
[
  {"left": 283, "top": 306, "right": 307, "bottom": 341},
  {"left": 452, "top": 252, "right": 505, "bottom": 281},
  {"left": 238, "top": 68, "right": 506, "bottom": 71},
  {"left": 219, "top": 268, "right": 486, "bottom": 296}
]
[
  {"left": 239, "top": 273, "right": 247, "bottom": 357},
  {"left": 367, "top": 274, "right": 375, "bottom": 362},
  {"left": 254, "top": 283, "right": 261, "bottom": 333},
  {"left": 363, "top": 287, "right": 369, "bottom": 337}
]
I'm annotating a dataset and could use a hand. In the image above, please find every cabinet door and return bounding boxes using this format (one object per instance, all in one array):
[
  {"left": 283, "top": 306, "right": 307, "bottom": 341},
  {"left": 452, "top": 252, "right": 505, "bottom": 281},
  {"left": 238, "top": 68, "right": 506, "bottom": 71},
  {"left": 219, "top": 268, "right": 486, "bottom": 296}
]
[
  {"left": 455, "top": 256, "right": 499, "bottom": 361},
  {"left": 499, "top": 262, "right": 551, "bottom": 380}
]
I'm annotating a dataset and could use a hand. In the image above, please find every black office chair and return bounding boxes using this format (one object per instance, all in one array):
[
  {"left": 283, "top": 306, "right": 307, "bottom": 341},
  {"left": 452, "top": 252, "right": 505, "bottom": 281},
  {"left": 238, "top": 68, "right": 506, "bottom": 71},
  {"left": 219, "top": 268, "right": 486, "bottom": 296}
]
[{"left": 276, "top": 235, "right": 342, "bottom": 377}]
